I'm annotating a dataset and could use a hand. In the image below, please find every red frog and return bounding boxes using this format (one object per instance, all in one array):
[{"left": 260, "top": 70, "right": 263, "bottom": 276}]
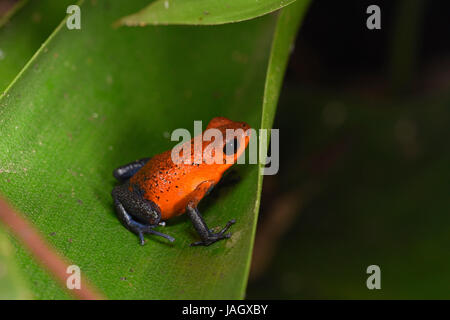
[{"left": 111, "top": 117, "right": 251, "bottom": 246}]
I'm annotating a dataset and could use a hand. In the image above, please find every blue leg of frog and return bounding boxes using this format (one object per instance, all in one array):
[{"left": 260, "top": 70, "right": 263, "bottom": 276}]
[
  {"left": 113, "top": 157, "right": 151, "bottom": 182},
  {"left": 112, "top": 158, "right": 174, "bottom": 245}
]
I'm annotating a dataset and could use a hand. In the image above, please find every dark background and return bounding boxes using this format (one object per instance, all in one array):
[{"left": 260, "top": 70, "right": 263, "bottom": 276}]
[{"left": 247, "top": 0, "right": 450, "bottom": 299}]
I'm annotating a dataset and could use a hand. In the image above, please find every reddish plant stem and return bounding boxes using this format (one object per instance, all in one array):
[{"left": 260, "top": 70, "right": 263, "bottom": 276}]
[{"left": 0, "top": 196, "right": 104, "bottom": 300}]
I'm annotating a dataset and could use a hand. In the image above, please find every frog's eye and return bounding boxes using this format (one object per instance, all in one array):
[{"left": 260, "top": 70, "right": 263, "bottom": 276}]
[{"left": 223, "top": 138, "right": 239, "bottom": 156}]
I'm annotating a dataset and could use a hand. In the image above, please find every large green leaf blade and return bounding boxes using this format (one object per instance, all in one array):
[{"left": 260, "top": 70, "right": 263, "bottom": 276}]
[
  {"left": 116, "top": 0, "right": 297, "bottom": 26},
  {"left": 0, "top": 0, "right": 309, "bottom": 299}
]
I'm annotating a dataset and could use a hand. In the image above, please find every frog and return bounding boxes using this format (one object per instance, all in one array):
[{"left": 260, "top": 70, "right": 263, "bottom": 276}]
[{"left": 111, "top": 117, "right": 251, "bottom": 246}]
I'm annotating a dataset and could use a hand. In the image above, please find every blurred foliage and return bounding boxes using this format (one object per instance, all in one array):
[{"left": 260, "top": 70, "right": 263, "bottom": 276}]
[
  {"left": 0, "top": 0, "right": 309, "bottom": 299},
  {"left": 0, "top": 226, "right": 32, "bottom": 299},
  {"left": 247, "top": 86, "right": 450, "bottom": 299},
  {"left": 0, "top": 0, "right": 26, "bottom": 27}
]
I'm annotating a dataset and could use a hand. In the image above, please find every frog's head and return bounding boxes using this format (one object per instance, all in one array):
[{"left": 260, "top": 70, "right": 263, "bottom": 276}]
[{"left": 203, "top": 117, "right": 252, "bottom": 168}]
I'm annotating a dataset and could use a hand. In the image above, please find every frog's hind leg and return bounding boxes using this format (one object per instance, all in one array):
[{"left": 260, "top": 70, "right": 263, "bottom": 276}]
[
  {"left": 113, "top": 157, "right": 151, "bottom": 182},
  {"left": 186, "top": 181, "right": 236, "bottom": 246},
  {"left": 111, "top": 184, "right": 174, "bottom": 245}
]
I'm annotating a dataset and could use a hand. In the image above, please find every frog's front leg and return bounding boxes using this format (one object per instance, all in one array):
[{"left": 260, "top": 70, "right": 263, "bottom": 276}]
[
  {"left": 186, "top": 181, "right": 236, "bottom": 246},
  {"left": 113, "top": 157, "right": 151, "bottom": 182},
  {"left": 111, "top": 184, "right": 174, "bottom": 245}
]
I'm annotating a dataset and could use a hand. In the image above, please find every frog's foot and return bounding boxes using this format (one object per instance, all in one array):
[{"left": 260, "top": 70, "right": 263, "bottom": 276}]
[
  {"left": 186, "top": 204, "right": 235, "bottom": 246},
  {"left": 191, "top": 219, "right": 236, "bottom": 246},
  {"left": 112, "top": 194, "right": 175, "bottom": 245}
]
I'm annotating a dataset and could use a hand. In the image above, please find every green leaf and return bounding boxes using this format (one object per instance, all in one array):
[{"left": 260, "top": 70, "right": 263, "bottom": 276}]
[
  {"left": 0, "top": 0, "right": 309, "bottom": 298},
  {"left": 116, "top": 0, "right": 297, "bottom": 26},
  {"left": 0, "top": 226, "right": 32, "bottom": 299},
  {"left": 248, "top": 87, "right": 450, "bottom": 299},
  {"left": 0, "top": 0, "right": 73, "bottom": 92}
]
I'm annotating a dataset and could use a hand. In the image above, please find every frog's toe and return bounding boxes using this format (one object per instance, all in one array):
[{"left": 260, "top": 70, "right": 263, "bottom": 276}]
[
  {"left": 219, "top": 219, "right": 235, "bottom": 235},
  {"left": 189, "top": 230, "right": 232, "bottom": 247},
  {"left": 142, "top": 226, "right": 175, "bottom": 243}
]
